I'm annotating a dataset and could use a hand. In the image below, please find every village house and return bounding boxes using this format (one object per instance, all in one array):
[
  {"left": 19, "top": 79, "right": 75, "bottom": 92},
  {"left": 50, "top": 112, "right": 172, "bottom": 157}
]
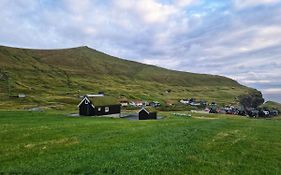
[
  {"left": 18, "top": 93, "right": 26, "bottom": 98},
  {"left": 129, "top": 100, "right": 144, "bottom": 107},
  {"left": 180, "top": 99, "right": 189, "bottom": 104},
  {"left": 143, "top": 101, "right": 150, "bottom": 106},
  {"left": 138, "top": 107, "right": 157, "bottom": 120},
  {"left": 150, "top": 101, "right": 161, "bottom": 107},
  {"left": 190, "top": 101, "right": 201, "bottom": 106},
  {"left": 120, "top": 100, "right": 129, "bottom": 107},
  {"left": 78, "top": 95, "right": 121, "bottom": 116}
]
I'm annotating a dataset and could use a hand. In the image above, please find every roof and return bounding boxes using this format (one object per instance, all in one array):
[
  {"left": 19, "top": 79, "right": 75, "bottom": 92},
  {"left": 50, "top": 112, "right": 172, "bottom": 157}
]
[
  {"left": 88, "top": 96, "right": 120, "bottom": 106},
  {"left": 131, "top": 100, "right": 143, "bottom": 103},
  {"left": 139, "top": 107, "right": 157, "bottom": 113},
  {"left": 86, "top": 94, "right": 104, "bottom": 97},
  {"left": 78, "top": 96, "right": 120, "bottom": 107}
]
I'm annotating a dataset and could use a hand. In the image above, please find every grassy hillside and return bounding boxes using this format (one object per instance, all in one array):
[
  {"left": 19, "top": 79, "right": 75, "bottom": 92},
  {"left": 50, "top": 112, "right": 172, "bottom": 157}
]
[
  {"left": 1, "top": 111, "right": 281, "bottom": 174},
  {"left": 0, "top": 45, "right": 261, "bottom": 109},
  {"left": 261, "top": 101, "right": 281, "bottom": 111}
]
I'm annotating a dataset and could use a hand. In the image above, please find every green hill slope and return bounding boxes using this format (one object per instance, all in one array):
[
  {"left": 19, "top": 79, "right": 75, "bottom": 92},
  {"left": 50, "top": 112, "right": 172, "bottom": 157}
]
[
  {"left": 261, "top": 101, "right": 281, "bottom": 112},
  {"left": 0, "top": 45, "right": 262, "bottom": 109}
]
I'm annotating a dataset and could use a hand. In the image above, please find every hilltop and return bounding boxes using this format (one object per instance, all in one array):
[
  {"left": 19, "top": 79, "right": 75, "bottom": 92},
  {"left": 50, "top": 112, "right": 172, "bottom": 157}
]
[
  {"left": 0, "top": 45, "right": 262, "bottom": 109},
  {"left": 261, "top": 101, "right": 281, "bottom": 111}
]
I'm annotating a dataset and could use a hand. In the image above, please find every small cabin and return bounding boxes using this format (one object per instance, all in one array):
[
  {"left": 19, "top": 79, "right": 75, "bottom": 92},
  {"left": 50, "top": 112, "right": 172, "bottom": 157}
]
[
  {"left": 180, "top": 99, "right": 189, "bottom": 104},
  {"left": 139, "top": 108, "right": 157, "bottom": 120},
  {"left": 130, "top": 101, "right": 144, "bottom": 107},
  {"left": 120, "top": 100, "right": 129, "bottom": 107},
  {"left": 78, "top": 95, "right": 121, "bottom": 116},
  {"left": 18, "top": 93, "right": 26, "bottom": 98}
]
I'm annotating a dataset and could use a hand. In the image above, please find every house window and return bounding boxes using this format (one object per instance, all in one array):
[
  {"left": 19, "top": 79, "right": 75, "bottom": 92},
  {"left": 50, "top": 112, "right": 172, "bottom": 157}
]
[
  {"left": 105, "top": 107, "right": 109, "bottom": 113},
  {"left": 98, "top": 107, "right": 101, "bottom": 111}
]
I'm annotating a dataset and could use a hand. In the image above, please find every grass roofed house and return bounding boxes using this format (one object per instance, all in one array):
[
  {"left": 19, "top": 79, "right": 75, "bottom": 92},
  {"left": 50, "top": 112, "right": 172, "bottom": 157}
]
[
  {"left": 78, "top": 94, "right": 121, "bottom": 116},
  {"left": 139, "top": 107, "right": 157, "bottom": 120}
]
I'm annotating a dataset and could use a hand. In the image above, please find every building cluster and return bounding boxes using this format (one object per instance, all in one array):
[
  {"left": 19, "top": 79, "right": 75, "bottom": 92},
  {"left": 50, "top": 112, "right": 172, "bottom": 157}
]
[
  {"left": 78, "top": 94, "right": 159, "bottom": 120},
  {"left": 180, "top": 98, "right": 209, "bottom": 107},
  {"left": 180, "top": 98, "right": 279, "bottom": 118},
  {"left": 208, "top": 104, "right": 279, "bottom": 118},
  {"left": 120, "top": 100, "right": 161, "bottom": 108},
  {"left": 77, "top": 94, "right": 279, "bottom": 120}
]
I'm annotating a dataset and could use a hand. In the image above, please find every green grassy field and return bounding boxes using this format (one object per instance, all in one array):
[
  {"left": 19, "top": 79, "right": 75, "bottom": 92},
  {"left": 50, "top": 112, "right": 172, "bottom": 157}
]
[{"left": 1, "top": 111, "right": 281, "bottom": 174}]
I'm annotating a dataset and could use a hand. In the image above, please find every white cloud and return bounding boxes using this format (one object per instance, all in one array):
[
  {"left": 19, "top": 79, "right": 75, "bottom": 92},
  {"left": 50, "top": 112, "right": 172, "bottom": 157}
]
[
  {"left": 114, "top": 0, "right": 195, "bottom": 24},
  {"left": 233, "top": 0, "right": 280, "bottom": 9},
  {"left": 262, "top": 88, "right": 281, "bottom": 94},
  {"left": 175, "top": 0, "right": 198, "bottom": 7}
]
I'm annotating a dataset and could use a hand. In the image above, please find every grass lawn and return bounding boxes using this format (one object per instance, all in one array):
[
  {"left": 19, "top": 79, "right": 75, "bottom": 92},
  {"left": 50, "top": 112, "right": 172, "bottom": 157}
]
[{"left": 0, "top": 111, "right": 281, "bottom": 174}]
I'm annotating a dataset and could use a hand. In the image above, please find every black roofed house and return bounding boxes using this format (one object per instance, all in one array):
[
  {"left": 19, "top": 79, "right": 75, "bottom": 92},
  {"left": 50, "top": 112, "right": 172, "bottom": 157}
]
[
  {"left": 78, "top": 95, "right": 121, "bottom": 116},
  {"left": 139, "top": 107, "right": 157, "bottom": 120}
]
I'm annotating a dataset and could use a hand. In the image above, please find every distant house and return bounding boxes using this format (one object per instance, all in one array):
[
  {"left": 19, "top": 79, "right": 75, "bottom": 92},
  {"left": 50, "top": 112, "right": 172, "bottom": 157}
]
[
  {"left": 165, "top": 89, "right": 172, "bottom": 93},
  {"left": 120, "top": 100, "right": 129, "bottom": 107},
  {"left": 209, "top": 106, "right": 218, "bottom": 113},
  {"left": 199, "top": 100, "right": 208, "bottom": 107},
  {"left": 180, "top": 99, "right": 189, "bottom": 104},
  {"left": 221, "top": 106, "right": 234, "bottom": 114},
  {"left": 18, "top": 93, "right": 26, "bottom": 98},
  {"left": 210, "top": 102, "right": 217, "bottom": 106},
  {"left": 143, "top": 101, "right": 150, "bottom": 106},
  {"left": 190, "top": 101, "right": 201, "bottom": 106},
  {"left": 78, "top": 95, "right": 121, "bottom": 116},
  {"left": 150, "top": 101, "right": 160, "bottom": 107},
  {"left": 135, "top": 101, "right": 144, "bottom": 107},
  {"left": 139, "top": 108, "right": 157, "bottom": 120},
  {"left": 129, "top": 101, "right": 136, "bottom": 106},
  {"left": 129, "top": 100, "right": 144, "bottom": 107}
]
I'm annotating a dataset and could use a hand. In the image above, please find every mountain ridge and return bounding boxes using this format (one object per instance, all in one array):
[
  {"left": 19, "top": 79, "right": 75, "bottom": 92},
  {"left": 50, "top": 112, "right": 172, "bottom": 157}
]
[{"left": 0, "top": 45, "right": 263, "bottom": 109}]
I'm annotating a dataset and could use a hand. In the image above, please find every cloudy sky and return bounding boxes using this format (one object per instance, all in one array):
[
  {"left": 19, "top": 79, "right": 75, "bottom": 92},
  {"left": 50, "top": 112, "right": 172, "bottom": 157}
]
[{"left": 0, "top": 0, "right": 281, "bottom": 102}]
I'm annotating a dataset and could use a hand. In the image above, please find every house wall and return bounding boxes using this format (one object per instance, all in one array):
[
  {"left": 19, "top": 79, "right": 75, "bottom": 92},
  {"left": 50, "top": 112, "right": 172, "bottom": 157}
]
[
  {"left": 139, "top": 110, "right": 157, "bottom": 120},
  {"left": 139, "top": 110, "right": 149, "bottom": 120},
  {"left": 94, "top": 104, "right": 121, "bottom": 116},
  {"left": 79, "top": 103, "right": 95, "bottom": 116},
  {"left": 149, "top": 112, "right": 157, "bottom": 119}
]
